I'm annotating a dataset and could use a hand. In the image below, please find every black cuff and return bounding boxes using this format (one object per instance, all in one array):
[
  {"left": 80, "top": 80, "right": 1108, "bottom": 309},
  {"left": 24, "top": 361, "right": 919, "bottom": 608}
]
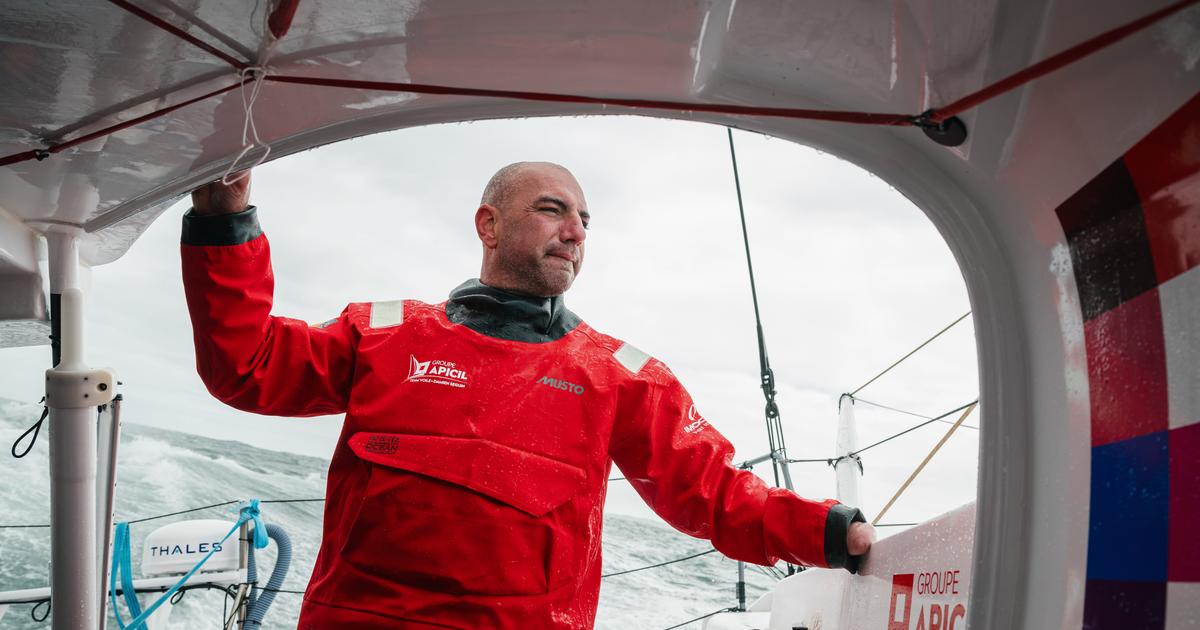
[
  {"left": 181, "top": 206, "right": 262, "bottom": 246},
  {"left": 824, "top": 503, "right": 867, "bottom": 573}
]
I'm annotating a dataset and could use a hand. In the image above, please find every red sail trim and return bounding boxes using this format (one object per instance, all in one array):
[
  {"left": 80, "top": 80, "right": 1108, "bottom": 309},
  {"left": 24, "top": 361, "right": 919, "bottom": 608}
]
[
  {"left": 0, "top": 82, "right": 244, "bottom": 167},
  {"left": 104, "top": 0, "right": 247, "bottom": 70},
  {"left": 266, "top": 75, "right": 916, "bottom": 125},
  {"left": 927, "top": 0, "right": 1200, "bottom": 123},
  {"left": 0, "top": 1, "right": 1193, "bottom": 169}
]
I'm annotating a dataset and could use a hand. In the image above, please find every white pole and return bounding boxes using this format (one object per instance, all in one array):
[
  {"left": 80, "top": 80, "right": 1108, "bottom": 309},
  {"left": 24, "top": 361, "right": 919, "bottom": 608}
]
[
  {"left": 834, "top": 394, "right": 862, "bottom": 508},
  {"left": 97, "top": 397, "right": 122, "bottom": 627},
  {"left": 44, "top": 228, "right": 114, "bottom": 630}
]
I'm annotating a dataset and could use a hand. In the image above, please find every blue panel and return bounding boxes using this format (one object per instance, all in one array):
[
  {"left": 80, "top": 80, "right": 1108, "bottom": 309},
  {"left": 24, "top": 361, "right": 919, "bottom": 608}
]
[{"left": 1087, "top": 432, "right": 1169, "bottom": 580}]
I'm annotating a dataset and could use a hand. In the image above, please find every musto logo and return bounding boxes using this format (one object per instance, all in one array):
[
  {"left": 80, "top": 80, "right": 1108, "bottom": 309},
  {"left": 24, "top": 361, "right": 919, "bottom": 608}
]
[
  {"left": 888, "top": 571, "right": 966, "bottom": 630},
  {"left": 538, "top": 375, "right": 585, "bottom": 395},
  {"left": 683, "top": 405, "right": 709, "bottom": 434},
  {"left": 406, "top": 355, "right": 469, "bottom": 388}
]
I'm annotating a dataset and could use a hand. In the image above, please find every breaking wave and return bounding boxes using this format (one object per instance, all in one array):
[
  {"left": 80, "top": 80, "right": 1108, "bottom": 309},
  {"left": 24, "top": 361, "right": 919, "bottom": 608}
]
[{"left": 0, "top": 398, "right": 771, "bottom": 629}]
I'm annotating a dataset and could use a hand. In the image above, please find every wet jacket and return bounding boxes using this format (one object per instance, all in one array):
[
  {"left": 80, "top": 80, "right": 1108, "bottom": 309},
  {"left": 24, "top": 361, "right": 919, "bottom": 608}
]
[{"left": 181, "top": 207, "right": 865, "bottom": 629}]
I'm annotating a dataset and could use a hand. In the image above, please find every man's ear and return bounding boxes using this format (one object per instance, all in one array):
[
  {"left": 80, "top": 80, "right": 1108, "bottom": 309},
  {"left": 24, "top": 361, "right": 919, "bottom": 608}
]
[{"left": 475, "top": 204, "right": 500, "bottom": 249}]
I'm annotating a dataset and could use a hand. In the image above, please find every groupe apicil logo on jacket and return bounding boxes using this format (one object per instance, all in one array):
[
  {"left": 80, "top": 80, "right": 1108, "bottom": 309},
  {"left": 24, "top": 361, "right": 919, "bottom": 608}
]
[
  {"left": 404, "top": 353, "right": 592, "bottom": 396},
  {"left": 402, "top": 355, "right": 716, "bottom": 435},
  {"left": 405, "top": 354, "right": 469, "bottom": 388}
]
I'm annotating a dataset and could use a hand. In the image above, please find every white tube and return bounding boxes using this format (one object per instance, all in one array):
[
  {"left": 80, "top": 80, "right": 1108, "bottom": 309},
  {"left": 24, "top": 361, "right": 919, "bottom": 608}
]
[
  {"left": 45, "top": 229, "right": 80, "bottom": 296},
  {"left": 57, "top": 289, "right": 85, "bottom": 371},
  {"left": 97, "top": 398, "right": 122, "bottom": 628},
  {"left": 48, "top": 405, "right": 98, "bottom": 630},
  {"left": 835, "top": 394, "right": 862, "bottom": 508},
  {"left": 44, "top": 229, "right": 98, "bottom": 630}
]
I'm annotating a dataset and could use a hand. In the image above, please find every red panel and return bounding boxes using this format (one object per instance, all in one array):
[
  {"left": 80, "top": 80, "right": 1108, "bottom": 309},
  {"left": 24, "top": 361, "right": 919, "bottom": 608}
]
[
  {"left": 1169, "top": 423, "right": 1200, "bottom": 581},
  {"left": 889, "top": 573, "right": 914, "bottom": 630},
  {"left": 1125, "top": 93, "right": 1200, "bottom": 285},
  {"left": 1084, "top": 289, "right": 1169, "bottom": 446}
]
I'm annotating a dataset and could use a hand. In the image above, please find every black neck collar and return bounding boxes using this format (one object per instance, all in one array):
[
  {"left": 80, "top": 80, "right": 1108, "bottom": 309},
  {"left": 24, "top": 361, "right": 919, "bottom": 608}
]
[{"left": 445, "top": 279, "right": 581, "bottom": 343}]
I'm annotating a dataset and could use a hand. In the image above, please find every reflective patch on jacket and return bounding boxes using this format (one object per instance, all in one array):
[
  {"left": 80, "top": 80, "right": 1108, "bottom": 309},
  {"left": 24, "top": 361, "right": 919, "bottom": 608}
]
[
  {"left": 369, "top": 300, "right": 404, "bottom": 329},
  {"left": 613, "top": 342, "right": 650, "bottom": 374}
]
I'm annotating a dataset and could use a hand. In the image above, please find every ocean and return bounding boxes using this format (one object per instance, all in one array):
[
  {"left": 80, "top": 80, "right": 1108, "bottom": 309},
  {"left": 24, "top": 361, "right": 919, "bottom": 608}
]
[{"left": 0, "top": 398, "right": 775, "bottom": 629}]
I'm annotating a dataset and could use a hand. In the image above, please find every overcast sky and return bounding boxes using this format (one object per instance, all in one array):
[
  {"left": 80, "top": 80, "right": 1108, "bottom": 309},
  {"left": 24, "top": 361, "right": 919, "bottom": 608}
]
[{"left": 0, "top": 115, "right": 978, "bottom": 525}]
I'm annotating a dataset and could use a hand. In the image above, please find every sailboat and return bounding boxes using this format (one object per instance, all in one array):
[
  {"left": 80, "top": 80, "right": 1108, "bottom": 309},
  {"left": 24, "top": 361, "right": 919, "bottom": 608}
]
[{"left": 0, "top": 0, "right": 1196, "bottom": 628}]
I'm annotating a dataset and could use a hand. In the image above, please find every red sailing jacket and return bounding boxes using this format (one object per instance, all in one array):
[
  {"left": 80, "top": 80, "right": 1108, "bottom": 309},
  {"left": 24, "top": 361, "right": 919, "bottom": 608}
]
[{"left": 181, "top": 210, "right": 862, "bottom": 629}]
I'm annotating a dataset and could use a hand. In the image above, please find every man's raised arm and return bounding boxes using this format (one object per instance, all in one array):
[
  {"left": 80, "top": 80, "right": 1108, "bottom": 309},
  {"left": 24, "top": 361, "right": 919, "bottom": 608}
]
[
  {"left": 610, "top": 361, "right": 873, "bottom": 571},
  {"left": 181, "top": 173, "right": 356, "bottom": 416}
]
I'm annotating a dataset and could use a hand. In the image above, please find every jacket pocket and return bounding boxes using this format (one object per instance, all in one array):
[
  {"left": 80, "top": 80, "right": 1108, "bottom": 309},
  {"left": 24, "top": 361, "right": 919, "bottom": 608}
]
[{"left": 341, "top": 431, "right": 587, "bottom": 596}]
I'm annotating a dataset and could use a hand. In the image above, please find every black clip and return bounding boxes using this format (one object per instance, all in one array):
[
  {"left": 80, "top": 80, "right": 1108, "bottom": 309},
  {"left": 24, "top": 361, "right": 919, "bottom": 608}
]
[{"left": 912, "top": 110, "right": 968, "bottom": 147}]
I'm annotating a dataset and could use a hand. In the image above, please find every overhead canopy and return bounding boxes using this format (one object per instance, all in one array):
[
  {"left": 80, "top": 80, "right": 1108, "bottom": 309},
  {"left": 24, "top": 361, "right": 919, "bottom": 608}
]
[{"left": 0, "top": 0, "right": 1196, "bottom": 321}]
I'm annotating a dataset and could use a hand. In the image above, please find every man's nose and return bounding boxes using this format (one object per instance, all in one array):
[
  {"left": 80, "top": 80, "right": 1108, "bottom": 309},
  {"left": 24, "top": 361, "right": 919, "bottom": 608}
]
[{"left": 561, "top": 212, "right": 587, "bottom": 243}]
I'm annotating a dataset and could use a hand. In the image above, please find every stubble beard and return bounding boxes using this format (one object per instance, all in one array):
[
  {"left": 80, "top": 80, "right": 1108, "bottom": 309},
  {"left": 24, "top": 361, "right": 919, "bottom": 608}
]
[{"left": 497, "top": 246, "right": 575, "bottom": 297}]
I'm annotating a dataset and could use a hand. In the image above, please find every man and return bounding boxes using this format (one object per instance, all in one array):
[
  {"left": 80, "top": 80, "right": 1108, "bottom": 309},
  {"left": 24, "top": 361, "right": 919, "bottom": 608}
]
[{"left": 182, "top": 162, "right": 873, "bottom": 629}]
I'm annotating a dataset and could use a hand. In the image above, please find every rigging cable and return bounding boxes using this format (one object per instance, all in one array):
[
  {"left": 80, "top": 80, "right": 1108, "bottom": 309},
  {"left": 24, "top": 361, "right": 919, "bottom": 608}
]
[
  {"left": 850, "top": 311, "right": 970, "bottom": 396},
  {"left": 782, "top": 398, "right": 978, "bottom": 465},
  {"left": 662, "top": 607, "right": 739, "bottom": 630},
  {"left": 727, "top": 127, "right": 792, "bottom": 491},
  {"left": 597, "top": 547, "right": 710, "bottom": 578},
  {"left": 849, "top": 399, "right": 977, "bottom": 458},
  {"left": 1, "top": 0, "right": 1195, "bottom": 170},
  {"left": 851, "top": 395, "right": 979, "bottom": 430}
]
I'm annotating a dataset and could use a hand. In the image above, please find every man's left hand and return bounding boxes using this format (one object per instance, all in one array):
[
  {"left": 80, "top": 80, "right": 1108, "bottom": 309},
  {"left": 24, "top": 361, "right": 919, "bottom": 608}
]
[{"left": 847, "top": 522, "right": 876, "bottom": 557}]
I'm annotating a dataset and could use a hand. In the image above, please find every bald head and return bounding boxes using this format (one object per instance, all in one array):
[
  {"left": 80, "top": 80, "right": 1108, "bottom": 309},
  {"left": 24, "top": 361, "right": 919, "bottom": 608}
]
[
  {"left": 481, "top": 162, "right": 576, "bottom": 212},
  {"left": 474, "top": 162, "right": 589, "bottom": 297}
]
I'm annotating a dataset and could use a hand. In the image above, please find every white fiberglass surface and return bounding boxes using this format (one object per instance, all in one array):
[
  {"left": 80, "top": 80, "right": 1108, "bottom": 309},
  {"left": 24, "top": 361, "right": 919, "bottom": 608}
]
[{"left": 0, "top": 116, "right": 981, "bottom": 628}]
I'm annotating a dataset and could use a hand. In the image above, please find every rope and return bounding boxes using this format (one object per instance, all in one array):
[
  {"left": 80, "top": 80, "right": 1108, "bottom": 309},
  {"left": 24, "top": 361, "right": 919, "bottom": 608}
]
[
  {"left": 872, "top": 403, "right": 977, "bottom": 525},
  {"left": 661, "top": 607, "right": 738, "bottom": 630},
  {"left": 601, "top": 548, "right": 718, "bottom": 578},
  {"left": 850, "top": 312, "right": 970, "bottom": 396},
  {"left": 221, "top": 67, "right": 271, "bottom": 184}
]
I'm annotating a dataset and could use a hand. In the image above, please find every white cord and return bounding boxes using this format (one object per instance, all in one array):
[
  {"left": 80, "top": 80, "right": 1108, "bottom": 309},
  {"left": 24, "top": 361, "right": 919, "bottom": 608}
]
[
  {"left": 220, "top": 2, "right": 283, "bottom": 185},
  {"left": 220, "top": 67, "right": 271, "bottom": 185}
]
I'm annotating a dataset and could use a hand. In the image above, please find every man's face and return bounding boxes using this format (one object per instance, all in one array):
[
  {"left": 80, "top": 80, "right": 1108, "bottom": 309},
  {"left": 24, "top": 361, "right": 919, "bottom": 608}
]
[{"left": 489, "top": 166, "right": 589, "bottom": 297}]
